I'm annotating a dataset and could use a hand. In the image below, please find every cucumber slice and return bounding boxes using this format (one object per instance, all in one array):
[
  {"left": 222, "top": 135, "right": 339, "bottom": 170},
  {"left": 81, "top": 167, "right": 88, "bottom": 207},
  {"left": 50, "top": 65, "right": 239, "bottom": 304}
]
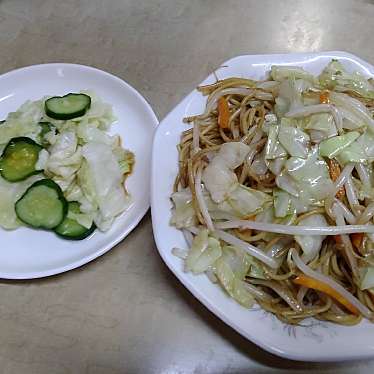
[
  {"left": 15, "top": 179, "right": 68, "bottom": 229},
  {"left": 55, "top": 202, "right": 96, "bottom": 240},
  {"left": 45, "top": 93, "right": 91, "bottom": 120},
  {"left": 0, "top": 137, "right": 43, "bottom": 182}
]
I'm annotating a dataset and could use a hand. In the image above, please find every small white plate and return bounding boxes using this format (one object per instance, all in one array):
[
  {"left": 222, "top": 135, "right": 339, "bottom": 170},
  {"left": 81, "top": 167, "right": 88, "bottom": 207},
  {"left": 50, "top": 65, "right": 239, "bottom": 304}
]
[
  {"left": 0, "top": 63, "right": 158, "bottom": 279},
  {"left": 151, "top": 51, "right": 374, "bottom": 362}
]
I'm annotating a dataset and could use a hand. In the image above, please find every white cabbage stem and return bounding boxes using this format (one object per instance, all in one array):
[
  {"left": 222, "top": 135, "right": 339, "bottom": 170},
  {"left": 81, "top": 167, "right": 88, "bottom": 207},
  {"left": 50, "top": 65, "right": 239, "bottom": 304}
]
[
  {"left": 214, "top": 220, "right": 374, "bottom": 236},
  {"left": 195, "top": 167, "right": 214, "bottom": 231},
  {"left": 213, "top": 229, "right": 278, "bottom": 268},
  {"left": 205, "top": 268, "right": 218, "bottom": 283},
  {"left": 171, "top": 247, "right": 188, "bottom": 260},
  {"left": 182, "top": 229, "right": 194, "bottom": 247},
  {"left": 291, "top": 249, "right": 372, "bottom": 319},
  {"left": 285, "top": 104, "right": 343, "bottom": 134}
]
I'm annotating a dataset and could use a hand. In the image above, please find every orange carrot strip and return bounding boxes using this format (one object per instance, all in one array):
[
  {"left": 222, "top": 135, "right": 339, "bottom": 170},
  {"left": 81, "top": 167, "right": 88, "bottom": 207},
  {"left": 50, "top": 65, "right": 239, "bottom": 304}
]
[
  {"left": 293, "top": 274, "right": 359, "bottom": 315},
  {"left": 350, "top": 232, "right": 364, "bottom": 251},
  {"left": 217, "top": 97, "right": 230, "bottom": 129},
  {"left": 320, "top": 90, "right": 330, "bottom": 104},
  {"left": 327, "top": 159, "right": 345, "bottom": 199},
  {"left": 334, "top": 235, "right": 343, "bottom": 244}
]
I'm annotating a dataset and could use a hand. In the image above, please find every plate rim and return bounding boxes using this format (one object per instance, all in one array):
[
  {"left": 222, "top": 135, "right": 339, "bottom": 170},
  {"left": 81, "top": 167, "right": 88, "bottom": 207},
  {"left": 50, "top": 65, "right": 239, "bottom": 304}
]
[
  {"left": 151, "top": 51, "right": 374, "bottom": 362},
  {"left": 0, "top": 62, "right": 158, "bottom": 279}
]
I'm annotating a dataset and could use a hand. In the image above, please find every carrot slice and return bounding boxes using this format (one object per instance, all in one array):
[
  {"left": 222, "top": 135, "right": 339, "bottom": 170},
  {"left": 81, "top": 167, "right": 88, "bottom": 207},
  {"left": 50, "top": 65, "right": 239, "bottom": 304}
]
[
  {"left": 217, "top": 97, "right": 230, "bottom": 129},
  {"left": 293, "top": 274, "right": 359, "bottom": 315},
  {"left": 333, "top": 235, "right": 343, "bottom": 244},
  {"left": 327, "top": 159, "right": 345, "bottom": 199},
  {"left": 350, "top": 232, "right": 364, "bottom": 251},
  {"left": 320, "top": 90, "right": 330, "bottom": 104}
]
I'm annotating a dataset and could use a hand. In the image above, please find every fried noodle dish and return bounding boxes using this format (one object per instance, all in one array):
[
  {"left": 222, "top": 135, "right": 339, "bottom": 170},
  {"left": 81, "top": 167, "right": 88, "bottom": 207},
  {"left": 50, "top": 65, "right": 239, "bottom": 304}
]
[{"left": 170, "top": 60, "right": 374, "bottom": 325}]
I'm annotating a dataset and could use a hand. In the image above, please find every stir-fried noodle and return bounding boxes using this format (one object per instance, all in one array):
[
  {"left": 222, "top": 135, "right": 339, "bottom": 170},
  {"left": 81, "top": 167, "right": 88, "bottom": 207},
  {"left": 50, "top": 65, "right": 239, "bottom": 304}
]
[{"left": 171, "top": 60, "right": 374, "bottom": 325}]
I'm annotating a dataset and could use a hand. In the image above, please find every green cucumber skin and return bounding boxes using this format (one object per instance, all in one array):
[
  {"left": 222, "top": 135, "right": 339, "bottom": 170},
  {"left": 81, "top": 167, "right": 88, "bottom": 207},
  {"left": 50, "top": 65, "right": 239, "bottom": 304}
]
[
  {"left": 45, "top": 93, "right": 91, "bottom": 120},
  {"left": 15, "top": 179, "right": 68, "bottom": 229},
  {"left": 54, "top": 201, "right": 96, "bottom": 240},
  {"left": 55, "top": 223, "right": 96, "bottom": 240},
  {"left": 0, "top": 137, "right": 43, "bottom": 182}
]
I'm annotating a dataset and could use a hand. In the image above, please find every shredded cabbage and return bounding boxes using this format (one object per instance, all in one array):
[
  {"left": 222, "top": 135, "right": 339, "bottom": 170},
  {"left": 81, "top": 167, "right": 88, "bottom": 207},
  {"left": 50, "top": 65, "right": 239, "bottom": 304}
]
[
  {"left": 186, "top": 229, "right": 222, "bottom": 274},
  {"left": 319, "top": 59, "right": 374, "bottom": 99},
  {"left": 295, "top": 214, "right": 328, "bottom": 263},
  {"left": 271, "top": 66, "right": 315, "bottom": 83},
  {"left": 202, "top": 142, "right": 250, "bottom": 203},
  {"left": 170, "top": 189, "right": 197, "bottom": 228},
  {"left": 214, "top": 245, "right": 254, "bottom": 307},
  {"left": 278, "top": 118, "right": 310, "bottom": 158},
  {"left": 0, "top": 92, "right": 134, "bottom": 233},
  {"left": 319, "top": 131, "right": 360, "bottom": 158},
  {"left": 80, "top": 142, "right": 131, "bottom": 231}
]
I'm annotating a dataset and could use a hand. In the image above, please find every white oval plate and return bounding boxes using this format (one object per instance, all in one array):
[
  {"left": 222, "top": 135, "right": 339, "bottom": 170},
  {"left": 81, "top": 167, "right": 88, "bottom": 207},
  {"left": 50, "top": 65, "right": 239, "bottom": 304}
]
[
  {"left": 151, "top": 51, "right": 374, "bottom": 362},
  {"left": 0, "top": 63, "right": 158, "bottom": 279}
]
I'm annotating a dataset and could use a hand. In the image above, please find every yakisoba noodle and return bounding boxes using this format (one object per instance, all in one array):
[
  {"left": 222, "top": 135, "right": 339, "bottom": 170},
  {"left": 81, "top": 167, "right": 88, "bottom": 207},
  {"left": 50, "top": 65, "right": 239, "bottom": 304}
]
[{"left": 171, "top": 60, "right": 374, "bottom": 325}]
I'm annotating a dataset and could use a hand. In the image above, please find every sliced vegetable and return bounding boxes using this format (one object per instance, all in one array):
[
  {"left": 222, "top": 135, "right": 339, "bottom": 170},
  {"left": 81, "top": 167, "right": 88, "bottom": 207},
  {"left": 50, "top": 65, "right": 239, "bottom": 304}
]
[
  {"left": 350, "top": 232, "right": 364, "bottom": 251},
  {"left": 0, "top": 100, "right": 43, "bottom": 146},
  {"left": 304, "top": 113, "right": 337, "bottom": 138},
  {"left": 217, "top": 97, "right": 230, "bottom": 129},
  {"left": 15, "top": 179, "right": 68, "bottom": 229},
  {"left": 55, "top": 201, "right": 96, "bottom": 240},
  {"left": 214, "top": 245, "right": 254, "bottom": 307},
  {"left": 270, "top": 66, "right": 314, "bottom": 82},
  {"left": 0, "top": 137, "right": 43, "bottom": 182},
  {"left": 170, "top": 189, "right": 196, "bottom": 228},
  {"left": 327, "top": 159, "right": 345, "bottom": 200},
  {"left": 80, "top": 142, "right": 130, "bottom": 231},
  {"left": 0, "top": 174, "right": 42, "bottom": 229},
  {"left": 39, "top": 121, "right": 53, "bottom": 137},
  {"left": 294, "top": 214, "right": 327, "bottom": 263},
  {"left": 227, "top": 184, "right": 271, "bottom": 217},
  {"left": 293, "top": 274, "right": 359, "bottom": 314},
  {"left": 319, "top": 59, "right": 374, "bottom": 99},
  {"left": 265, "top": 124, "right": 287, "bottom": 160},
  {"left": 284, "top": 146, "right": 334, "bottom": 202},
  {"left": 319, "top": 90, "right": 330, "bottom": 104},
  {"left": 45, "top": 93, "right": 91, "bottom": 120},
  {"left": 319, "top": 131, "right": 360, "bottom": 158},
  {"left": 38, "top": 121, "right": 55, "bottom": 145},
  {"left": 278, "top": 119, "right": 310, "bottom": 158},
  {"left": 185, "top": 229, "right": 208, "bottom": 271},
  {"left": 274, "top": 189, "right": 292, "bottom": 218},
  {"left": 202, "top": 142, "right": 250, "bottom": 203}
]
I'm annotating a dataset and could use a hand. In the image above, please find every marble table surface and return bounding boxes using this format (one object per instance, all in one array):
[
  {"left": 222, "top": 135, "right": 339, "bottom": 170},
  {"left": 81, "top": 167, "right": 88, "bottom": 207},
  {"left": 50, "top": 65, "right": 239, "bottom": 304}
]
[{"left": 0, "top": 0, "right": 374, "bottom": 373}]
